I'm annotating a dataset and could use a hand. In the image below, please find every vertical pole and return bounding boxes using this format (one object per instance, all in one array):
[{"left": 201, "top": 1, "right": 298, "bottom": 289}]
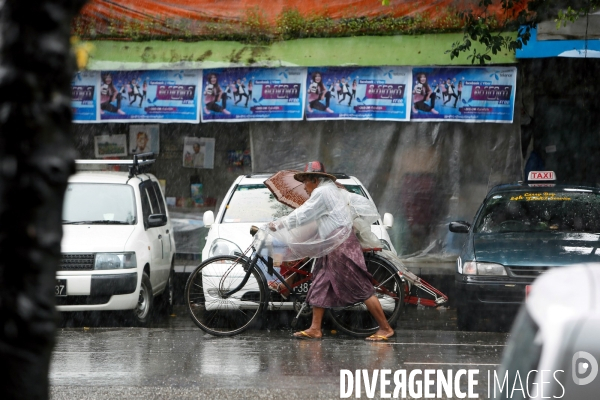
[{"left": 0, "top": 1, "right": 87, "bottom": 398}]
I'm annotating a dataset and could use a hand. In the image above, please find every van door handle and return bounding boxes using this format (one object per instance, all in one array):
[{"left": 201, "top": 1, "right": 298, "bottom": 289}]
[
  {"left": 158, "top": 234, "right": 162, "bottom": 239},
  {"left": 166, "top": 229, "right": 169, "bottom": 234}
]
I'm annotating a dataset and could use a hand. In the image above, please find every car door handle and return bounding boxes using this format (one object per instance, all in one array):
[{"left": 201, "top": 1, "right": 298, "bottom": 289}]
[{"left": 158, "top": 234, "right": 162, "bottom": 239}]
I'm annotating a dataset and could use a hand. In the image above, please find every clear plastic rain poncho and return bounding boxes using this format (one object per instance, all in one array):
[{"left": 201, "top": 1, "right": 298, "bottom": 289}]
[{"left": 258, "top": 178, "right": 381, "bottom": 261}]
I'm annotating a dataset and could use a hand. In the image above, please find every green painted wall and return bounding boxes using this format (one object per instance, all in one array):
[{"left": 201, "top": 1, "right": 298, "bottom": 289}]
[{"left": 86, "top": 33, "right": 518, "bottom": 70}]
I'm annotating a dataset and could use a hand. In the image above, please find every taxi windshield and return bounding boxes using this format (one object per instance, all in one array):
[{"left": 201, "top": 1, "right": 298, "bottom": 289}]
[{"left": 474, "top": 190, "right": 600, "bottom": 234}]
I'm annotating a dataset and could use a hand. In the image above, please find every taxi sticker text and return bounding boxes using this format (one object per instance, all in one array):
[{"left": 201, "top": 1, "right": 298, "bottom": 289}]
[{"left": 510, "top": 192, "right": 571, "bottom": 201}]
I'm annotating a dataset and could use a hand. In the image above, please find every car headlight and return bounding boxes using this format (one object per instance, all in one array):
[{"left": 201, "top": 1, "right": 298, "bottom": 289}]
[
  {"left": 379, "top": 239, "right": 391, "bottom": 251},
  {"left": 462, "top": 261, "right": 507, "bottom": 276},
  {"left": 208, "top": 239, "right": 243, "bottom": 257},
  {"left": 95, "top": 253, "right": 137, "bottom": 270}
]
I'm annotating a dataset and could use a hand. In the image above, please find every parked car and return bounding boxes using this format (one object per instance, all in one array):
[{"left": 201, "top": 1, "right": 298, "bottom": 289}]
[
  {"left": 449, "top": 171, "right": 600, "bottom": 330},
  {"left": 198, "top": 172, "right": 396, "bottom": 311},
  {"left": 496, "top": 263, "right": 600, "bottom": 399},
  {"left": 58, "top": 155, "right": 175, "bottom": 325}
]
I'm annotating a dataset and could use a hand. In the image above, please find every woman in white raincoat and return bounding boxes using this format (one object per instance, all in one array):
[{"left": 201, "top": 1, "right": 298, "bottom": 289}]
[{"left": 268, "top": 161, "right": 394, "bottom": 341}]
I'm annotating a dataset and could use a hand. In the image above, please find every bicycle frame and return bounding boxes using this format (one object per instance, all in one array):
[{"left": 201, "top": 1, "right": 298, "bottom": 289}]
[
  {"left": 220, "top": 238, "right": 307, "bottom": 306},
  {"left": 221, "top": 234, "right": 447, "bottom": 310}
]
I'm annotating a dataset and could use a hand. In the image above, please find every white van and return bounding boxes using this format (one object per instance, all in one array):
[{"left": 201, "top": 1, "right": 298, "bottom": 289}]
[
  {"left": 202, "top": 173, "right": 395, "bottom": 261},
  {"left": 58, "top": 156, "right": 175, "bottom": 325}
]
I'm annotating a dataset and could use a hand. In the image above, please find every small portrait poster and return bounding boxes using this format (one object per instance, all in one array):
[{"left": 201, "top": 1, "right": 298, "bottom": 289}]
[
  {"left": 190, "top": 183, "right": 204, "bottom": 205},
  {"left": 129, "top": 125, "right": 160, "bottom": 154},
  {"left": 94, "top": 134, "right": 127, "bottom": 158},
  {"left": 183, "top": 137, "right": 215, "bottom": 169}
]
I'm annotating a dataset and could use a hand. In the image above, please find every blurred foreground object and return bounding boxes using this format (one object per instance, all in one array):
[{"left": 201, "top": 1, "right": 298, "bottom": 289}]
[{"left": 0, "top": 0, "right": 87, "bottom": 398}]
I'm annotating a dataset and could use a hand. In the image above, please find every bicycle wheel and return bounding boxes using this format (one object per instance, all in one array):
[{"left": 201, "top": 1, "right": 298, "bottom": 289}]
[
  {"left": 185, "top": 255, "right": 267, "bottom": 336},
  {"left": 328, "top": 254, "right": 404, "bottom": 337}
]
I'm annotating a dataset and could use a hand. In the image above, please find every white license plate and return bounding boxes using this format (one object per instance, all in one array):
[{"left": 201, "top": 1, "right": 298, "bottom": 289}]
[
  {"left": 56, "top": 279, "right": 67, "bottom": 297},
  {"left": 293, "top": 281, "right": 311, "bottom": 294}
]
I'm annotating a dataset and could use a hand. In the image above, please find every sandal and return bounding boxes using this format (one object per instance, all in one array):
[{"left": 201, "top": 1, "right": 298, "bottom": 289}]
[
  {"left": 268, "top": 281, "right": 289, "bottom": 300},
  {"left": 293, "top": 330, "right": 322, "bottom": 340},
  {"left": 365, "top": 332, "right": 395, "bottom": 342}
]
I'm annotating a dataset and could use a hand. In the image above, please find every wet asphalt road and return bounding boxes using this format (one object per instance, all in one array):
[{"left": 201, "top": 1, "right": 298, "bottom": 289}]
[{"left": 50, "top": 306, "right": 510, "bottom": 399}]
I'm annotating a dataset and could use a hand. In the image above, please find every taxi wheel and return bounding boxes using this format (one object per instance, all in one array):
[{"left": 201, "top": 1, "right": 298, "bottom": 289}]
[{"left": 132, "top": 272, "right": 153, "bottom": 326}]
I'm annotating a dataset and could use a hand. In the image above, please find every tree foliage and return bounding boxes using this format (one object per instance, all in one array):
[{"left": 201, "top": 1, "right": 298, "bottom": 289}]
[
  {"left": 382, "top": 0, "right": 599, "bottom": 64},
  {"left": 448, "top": 0, "right": 600, "bottom": 64}
]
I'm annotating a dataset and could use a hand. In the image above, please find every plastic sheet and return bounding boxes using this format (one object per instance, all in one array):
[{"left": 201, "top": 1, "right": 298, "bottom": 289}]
[
  {"left": 250, "top": 119, "right": 522, "bottom": 261},
  {"left": 169, "top": 211, "right": 207, "bottom": 255}
]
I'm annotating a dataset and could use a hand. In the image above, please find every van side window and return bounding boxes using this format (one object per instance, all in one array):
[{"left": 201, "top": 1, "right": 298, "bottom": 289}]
[
  {"left": 151, "top": 182, "right": 166, "bottom": 214},
  {"left": 140, "top": 181, "right": 158, "bottom": 229}
]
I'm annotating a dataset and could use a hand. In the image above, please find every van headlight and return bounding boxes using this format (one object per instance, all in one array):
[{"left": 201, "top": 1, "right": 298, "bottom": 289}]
[
  {"left": 379, "top": 239, "right": 391, "bottom": 251},
  {"left": 208, "top": 239, "right": 243, "bottom": 257},
  {"left": 462, "top": 261, "right": 507, "bottom": 276},
  {"left": 95, "top": 253, "right": 137, "bottom": 270}
]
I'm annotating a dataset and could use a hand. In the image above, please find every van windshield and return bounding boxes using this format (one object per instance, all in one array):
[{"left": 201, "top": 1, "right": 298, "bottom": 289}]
[
  {"left": 62, "top": 183, "right": 137, "bottom": 225},
  {"left": 221, "top": 183, "right": 369, "bottom": 224}
]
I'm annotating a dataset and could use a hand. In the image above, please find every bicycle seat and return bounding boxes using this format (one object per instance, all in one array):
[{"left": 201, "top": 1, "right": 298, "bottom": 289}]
[
  {"left": 361, "top": 248, "right": 382, "bottom": 252},
  {"left": 250, "top": 225, "right": 259, "bottom": 236}
]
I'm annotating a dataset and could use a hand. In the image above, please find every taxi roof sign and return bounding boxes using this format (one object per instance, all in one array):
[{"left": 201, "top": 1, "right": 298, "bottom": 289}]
[{"left": 527, "top": 171, "right": 556, "bottom": 181}]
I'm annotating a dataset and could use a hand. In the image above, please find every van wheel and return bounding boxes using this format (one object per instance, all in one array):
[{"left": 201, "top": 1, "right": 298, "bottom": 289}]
[{"left": 132, "top": 273, "right": 153, "bottom": 326}]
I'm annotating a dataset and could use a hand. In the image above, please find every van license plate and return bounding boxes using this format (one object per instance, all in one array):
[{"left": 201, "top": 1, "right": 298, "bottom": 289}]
[{"left": 56, "top": 279, "right": 67, "bottom": 297}]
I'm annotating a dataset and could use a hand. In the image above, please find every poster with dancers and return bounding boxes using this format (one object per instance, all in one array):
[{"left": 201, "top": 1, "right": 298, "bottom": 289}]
[
  {"left": 410, "top": 67, "right": 516, "bottom": 123},
  {"left": 71, "top": 71, "right": 99, "bottom": 122},
  {"left": 305, "top": 67, "right": 411, "bottom": 121},
  {"left": 200, "top": 68, "right": 307, "bottom": 122},
  {"left": 98, "top": 70, "right": 200, "bottom": 123}
]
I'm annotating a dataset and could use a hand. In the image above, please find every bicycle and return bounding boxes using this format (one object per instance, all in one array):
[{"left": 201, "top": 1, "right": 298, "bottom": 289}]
[{"left": 185, "top": 226, "right": 406, "bottom": 337}]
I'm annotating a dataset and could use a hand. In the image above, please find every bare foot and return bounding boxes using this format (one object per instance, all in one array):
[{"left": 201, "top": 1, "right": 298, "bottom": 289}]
[
  {"left": 326, "top": 108, "right": 334, "bottom": 113},
  {"left": 412, "top": 106, "right": 417, "bottom": 114},
  {"left": 307, "top": 106, "right": 313, "bottom": 113},
  {"left": 222, "top": 109, "right": 231, "bottom": 115},
  {"left": 431, "top": 108, "right": 439, "bottom": 114},
  {"left": 117, "top": 109, "right": 125, "bottom": 115},
  {"left": 204, "top": 107, "right": 210, "bottom": 114}
]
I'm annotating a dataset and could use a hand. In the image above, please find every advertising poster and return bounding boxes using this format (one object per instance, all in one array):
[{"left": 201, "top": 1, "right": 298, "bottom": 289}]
[
  {"left": 305, "top": 67, "right": 411, "bottom": 121},
  {"left": 410, "top": 67, "right": 516, "bottom": 123},
  {"left": 129, "top": 125, "right": 160, "bottom": 155},
  {"left": 182, "top": 137, "right": 215, "bottom": 169},
  {"left": 99, "top": 70, "right": 200, "bottom": 123},
  {"left": 71, "top": 71, "right": 99, "bottom": 122},
  {"left": 200, "top": 68, "right": 306, "bottom": 122}
]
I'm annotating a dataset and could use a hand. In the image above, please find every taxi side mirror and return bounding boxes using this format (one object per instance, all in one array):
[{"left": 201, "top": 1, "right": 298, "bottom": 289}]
[
  {"left": 449, "top": 221, "right": 470, "bottom": 233},
  {"left": 203, "top": 210, "right": 215, "bottom": 227}
]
